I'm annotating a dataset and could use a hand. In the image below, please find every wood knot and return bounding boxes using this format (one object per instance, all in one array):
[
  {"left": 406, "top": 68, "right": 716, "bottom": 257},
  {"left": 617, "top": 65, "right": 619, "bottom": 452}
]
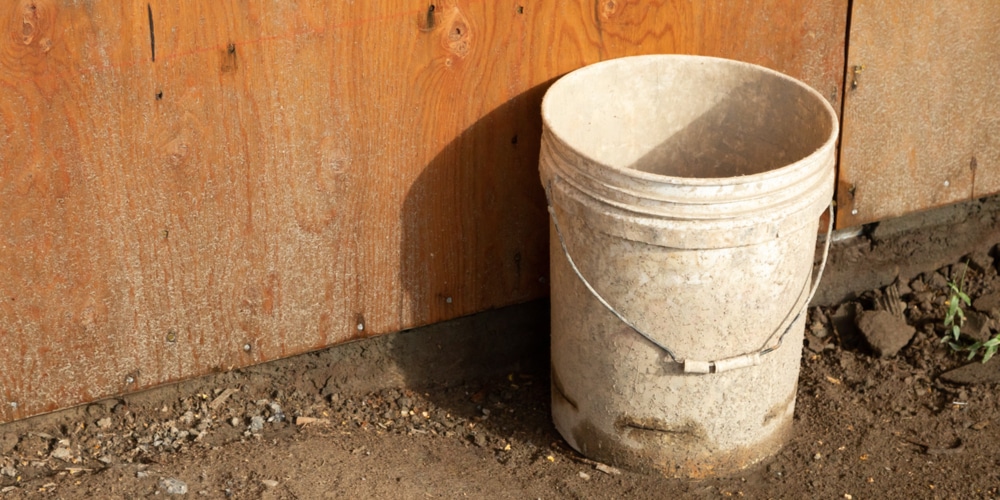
[
  {"left": 437, "top": 6, "right": 471, "bottom": 58},
  {"left": 600, "top": 0, "right": 618, "bottom": 18},
  {"left": 14, "top": 0, "right": 54, "bottom": 47}
]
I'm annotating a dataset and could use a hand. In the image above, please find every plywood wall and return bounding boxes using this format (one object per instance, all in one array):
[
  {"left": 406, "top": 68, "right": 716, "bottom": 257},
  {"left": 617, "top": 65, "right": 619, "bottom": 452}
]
[
  {"left": 838, "top": 1, "right": 1000, "bottom": 227},
  {"left": 0, "top": 0, "right": 847, "bottom": 422}
]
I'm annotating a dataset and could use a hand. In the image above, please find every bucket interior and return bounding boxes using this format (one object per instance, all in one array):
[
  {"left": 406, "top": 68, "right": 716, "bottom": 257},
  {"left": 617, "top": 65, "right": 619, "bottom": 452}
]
[{"left": 543, "top": 57, "right": 835, "bottom": 179}]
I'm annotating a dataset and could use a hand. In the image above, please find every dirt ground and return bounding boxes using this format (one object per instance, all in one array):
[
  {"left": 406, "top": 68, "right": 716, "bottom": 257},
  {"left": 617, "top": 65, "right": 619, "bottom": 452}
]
[{"left": 4, "top": 248, "right": 1000, "bottom": 499}]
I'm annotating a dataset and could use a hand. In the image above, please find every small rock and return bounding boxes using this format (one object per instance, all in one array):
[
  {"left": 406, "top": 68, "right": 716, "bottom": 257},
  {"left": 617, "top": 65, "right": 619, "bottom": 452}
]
[
  {"left": 805, "top": 332, "right": 833, "bottom": 353},
  {"left": 160, "top": 477, "right": 188, "bottom": 495},
  {"left": 913, "top": 291, "right": 935, "bottom": 310},
  {"left": 230, "top": 417, "right": 241, "bottom": 427},
  {"left": 268, "top": 402, "right": 285, "bottom": 423},
  {"left": 261, "top": 479, "right": 279, "bottom": 488},
  {"left": 809, "top": 319, "right": 829, "bottom": 339},
  {"left": 470, "top": 433, "right": 487, "bottom": 447},
  {"left": 909, "top": 277, "right": 927, "bottom": 293},
  {"left": 137, "top": 470, "right": 150, "bottom": 479},
  {"left": 50, "top": 447, "right": 74, "bottom": 462},
  {"left": 813, "top": 452, "right": 822, "bottom": 460},
  {"left": 578, "top": 471, "right": 591, "bottom": 481},
  {"left": 973, "top": 292, "right": 1000, "bottom": 314},
  {"left": 595, "top": 463, "right": 621, "bottom": 475},
  {"left": 928, "top": 271, "right": 950, "bottom": 290},
  {"left": 96, "top": 417, "right": 112, "bottom": 429},
  {"left": 397, "top": 396, "right": 412, "bottom": 409},
  {"left": 857, "top": 310, "right": 916, "bottom": 357},
  {"left": 249, "top": 416, "right": 265, "bottom": 433},
  {"left": 961, "top": 310, "right": 992, "bottom": 342},
  {"left": 1, "top": 466, "right": 17, "bottom": 477},
  {"left": 940, "top": 362, "right": 1000, "bottom": 385}
]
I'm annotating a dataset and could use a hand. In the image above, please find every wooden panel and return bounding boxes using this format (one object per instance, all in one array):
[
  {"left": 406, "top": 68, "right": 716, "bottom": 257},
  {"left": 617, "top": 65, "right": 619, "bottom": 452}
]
[
  {"left": 838, "top": 1, "right": 1000, "bottom": 227},
  {"left": 0, "top": 0, "right": 847, "bottom": 422}
]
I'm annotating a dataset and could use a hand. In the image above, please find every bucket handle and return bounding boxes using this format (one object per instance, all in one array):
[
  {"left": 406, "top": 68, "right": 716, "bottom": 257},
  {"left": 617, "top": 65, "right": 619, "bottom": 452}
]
[{"left": 546, "top": 184, "right": 834, "bottom": 374}]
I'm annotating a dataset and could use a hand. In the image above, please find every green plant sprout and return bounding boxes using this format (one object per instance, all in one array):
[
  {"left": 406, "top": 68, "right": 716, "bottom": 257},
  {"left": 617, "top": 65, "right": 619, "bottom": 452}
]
[
  {"left": 942, "top": 263, "right": 970, "bottom": 346},
  {"left": 941, "top": 261, "right": 1000, "bottom": 363}
]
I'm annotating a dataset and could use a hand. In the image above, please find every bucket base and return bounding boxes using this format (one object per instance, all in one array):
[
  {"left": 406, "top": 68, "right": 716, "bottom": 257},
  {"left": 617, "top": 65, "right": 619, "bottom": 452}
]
[{"left": 553, "top": 385, "right": 795, "bottom": 478}]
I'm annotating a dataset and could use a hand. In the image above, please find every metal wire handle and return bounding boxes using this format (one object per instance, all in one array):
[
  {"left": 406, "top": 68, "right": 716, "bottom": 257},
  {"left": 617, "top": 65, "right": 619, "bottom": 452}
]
[{"left": 546, "top": 186, "right": 834, "bottom": 374}]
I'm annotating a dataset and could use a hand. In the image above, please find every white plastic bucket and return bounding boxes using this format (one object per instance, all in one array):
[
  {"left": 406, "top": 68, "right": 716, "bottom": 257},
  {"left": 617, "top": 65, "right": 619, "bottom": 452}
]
[{"left": 539, "top": 55, "right": 837, "bottom": 477}]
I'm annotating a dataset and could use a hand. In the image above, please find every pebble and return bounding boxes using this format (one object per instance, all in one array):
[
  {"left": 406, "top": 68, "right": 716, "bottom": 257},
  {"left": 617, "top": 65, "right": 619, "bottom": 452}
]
[
  {"left": 262, "top": 479, "right": 279, "bottom": 488},
  {"left": 268, "top": 402, "right": 285, "bottom": 423},
  {"left": 595, "top": 463, "right": 621, "bottom": 475},
  {"left": 161, "top": 477, "right": 188, "bottom": 495},
  {"left": 470, "top": 433, "right": 487, "bottom": 447},
  {"left": 249, "top": 416, "right": 265, "bottom": 433},
  {"left": 50, "top": 447, "right": 74, "bottom": 462},
  {"left": 97, "top": 417, "right": 112, "bottom": 429}
]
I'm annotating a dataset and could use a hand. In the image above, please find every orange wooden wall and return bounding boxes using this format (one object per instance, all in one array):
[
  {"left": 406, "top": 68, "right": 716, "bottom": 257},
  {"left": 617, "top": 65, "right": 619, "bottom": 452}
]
[
  {"left": 838, "top": 0, "right": 1000, "bottom": 227},
  {"left": 0, "top": 0, "right": 848, "bottom": 423}
]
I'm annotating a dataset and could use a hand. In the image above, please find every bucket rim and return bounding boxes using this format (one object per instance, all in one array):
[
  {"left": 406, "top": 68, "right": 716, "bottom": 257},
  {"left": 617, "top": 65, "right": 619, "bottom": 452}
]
[{"left": 541, "top": 54, "right": 841, "bottom": 188}]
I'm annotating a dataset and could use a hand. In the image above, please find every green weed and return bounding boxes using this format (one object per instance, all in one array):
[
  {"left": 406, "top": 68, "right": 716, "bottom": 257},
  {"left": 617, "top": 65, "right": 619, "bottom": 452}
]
[{"left": 941, "top": 262, "right": 1000, "bottom": 363}]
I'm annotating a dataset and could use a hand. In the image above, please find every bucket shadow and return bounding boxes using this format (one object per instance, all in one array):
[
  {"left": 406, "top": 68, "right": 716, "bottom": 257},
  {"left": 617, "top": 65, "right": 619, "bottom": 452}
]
[{"left": 389, "top": 79, "right": 558, "bottom": 439}]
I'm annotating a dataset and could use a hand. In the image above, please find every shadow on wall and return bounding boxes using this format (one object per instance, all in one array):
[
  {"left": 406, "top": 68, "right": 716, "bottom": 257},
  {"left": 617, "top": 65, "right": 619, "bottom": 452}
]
[{"left": 394, "top": 79, "right": 558, "bottom": 387}]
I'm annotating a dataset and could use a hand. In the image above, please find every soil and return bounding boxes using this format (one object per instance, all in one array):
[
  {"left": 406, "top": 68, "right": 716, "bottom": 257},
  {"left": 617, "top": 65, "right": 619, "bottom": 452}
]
[{"left": 4, "top": 252, "right": 1000, "bottom": 499}]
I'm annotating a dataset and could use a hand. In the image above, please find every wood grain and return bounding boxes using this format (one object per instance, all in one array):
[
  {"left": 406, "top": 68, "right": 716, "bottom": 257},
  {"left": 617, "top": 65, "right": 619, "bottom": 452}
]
[
  {"left": 0, "top": 0, "right": 846, "bottom": 422},
  {"left": 838, "top": 0, "right": 1000, "bottom": 227}
]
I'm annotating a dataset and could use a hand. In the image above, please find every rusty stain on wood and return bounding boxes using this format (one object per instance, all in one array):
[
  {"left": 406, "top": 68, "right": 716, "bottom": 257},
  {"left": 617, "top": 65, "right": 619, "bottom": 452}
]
[
  {"left": 838, "top": 0, "right": 1000, "bottom": 228},
  {"left": 0, "top": 0, "right": 846, "bottom": 423}
]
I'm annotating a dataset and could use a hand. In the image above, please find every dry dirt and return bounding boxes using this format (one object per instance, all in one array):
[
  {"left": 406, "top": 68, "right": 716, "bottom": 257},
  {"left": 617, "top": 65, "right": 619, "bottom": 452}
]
[{"left": 4, "top": 250, "right": 1000, "bottom": 499}]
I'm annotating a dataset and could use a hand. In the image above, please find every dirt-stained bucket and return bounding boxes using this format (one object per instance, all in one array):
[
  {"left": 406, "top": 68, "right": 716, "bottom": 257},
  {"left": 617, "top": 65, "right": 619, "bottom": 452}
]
[{"left": 539, "top": 55, "right": 838, "bottom": 477}]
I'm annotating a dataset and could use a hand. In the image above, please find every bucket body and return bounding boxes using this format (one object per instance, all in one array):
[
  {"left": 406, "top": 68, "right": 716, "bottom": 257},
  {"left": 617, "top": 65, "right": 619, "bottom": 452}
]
[{"left": 539, "top": 55, "right": 838, "bottom": 477}]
